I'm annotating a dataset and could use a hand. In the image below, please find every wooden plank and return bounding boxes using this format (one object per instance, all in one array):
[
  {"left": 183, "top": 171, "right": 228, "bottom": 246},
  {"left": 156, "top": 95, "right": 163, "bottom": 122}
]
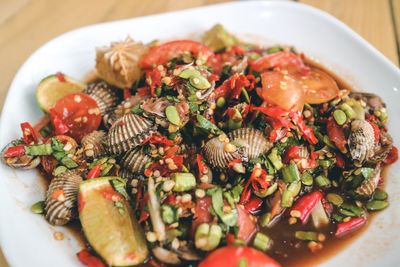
[
  {"left": 300, "top": 0, "right": 399, "bottom": 65},
  {"left": 393, "top": 0, "right": 400, "bottom": 64}
]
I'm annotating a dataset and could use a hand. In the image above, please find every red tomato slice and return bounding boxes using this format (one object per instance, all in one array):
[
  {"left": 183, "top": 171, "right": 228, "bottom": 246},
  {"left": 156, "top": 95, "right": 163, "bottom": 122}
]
[
  {"left": 192, "top": 197, "right": 213, "bottom": 233},
  {"left": 50, "top": 93, "right": 101, "bottom": 141},
  {"left": 199, "top": 246, "right": 281, "bottom": 267},
  {"left": 140, "top": 40, "right": 214, "bottom": 69},
  {"left": 326, "top": 117, "right": 347, "bottom": 151},
  {"left": 297, "top": 68, "right": 339, "bottom": 104},
  {"left": 251, "top": 51, "right": 309, "bottom": 74},
  {"left": 257, "top": 71, "right": 305, "bottom": 111},
  {"left": 237, "top": 205, "right": 257, "bottom": 243}
]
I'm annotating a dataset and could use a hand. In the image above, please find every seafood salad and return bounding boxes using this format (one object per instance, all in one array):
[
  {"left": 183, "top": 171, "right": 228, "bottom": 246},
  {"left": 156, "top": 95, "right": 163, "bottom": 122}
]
[{"left": 1, "top": 24, "right": 398, "bottom": 267}]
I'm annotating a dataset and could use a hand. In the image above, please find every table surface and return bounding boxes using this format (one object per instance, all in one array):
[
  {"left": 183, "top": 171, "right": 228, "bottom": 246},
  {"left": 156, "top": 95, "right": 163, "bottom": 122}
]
[{"left": 0, "top": 0, "right": 399, "bottom": 266}]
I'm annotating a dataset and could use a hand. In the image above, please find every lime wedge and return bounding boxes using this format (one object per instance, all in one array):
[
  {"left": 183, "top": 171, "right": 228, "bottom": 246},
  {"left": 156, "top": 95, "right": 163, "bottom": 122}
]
[
  {"left": 36, "top": 73, "right": 86, "bottom": 113},
  {"left": 79, "top": 177, "right": 148, "bottom": 266}
]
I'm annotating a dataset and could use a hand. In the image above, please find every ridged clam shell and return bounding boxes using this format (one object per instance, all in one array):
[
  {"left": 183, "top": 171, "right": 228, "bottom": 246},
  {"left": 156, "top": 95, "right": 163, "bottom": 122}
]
[
  {"left": 203, "top": 135, "right": 244, "bottom": 169},
  {"left": 355, "top": 166, "right": 381, "bottom": 197},
  {"left": 44, "top": 170, "right": 83, "bottom": 226},
  {"left": 106, "top": 113, "right": 155, "bottom": 154},
  {"left": 81, "top": 130, "right": 107, "bottom": 159},
  {"left": 372, "top": 131, "right": 393, "bottom": 161},
  {"left": 84, "top": 82, "right": 120, "bottom": 115},
  {"left": 228, "top": 128, "right": 272, "bottom": 160},
  {"left": 120, "top": 148, "right": 152, "bottom": 174},
  {"left": 348, "top": 119, "right": 375, "bottom": 162}
]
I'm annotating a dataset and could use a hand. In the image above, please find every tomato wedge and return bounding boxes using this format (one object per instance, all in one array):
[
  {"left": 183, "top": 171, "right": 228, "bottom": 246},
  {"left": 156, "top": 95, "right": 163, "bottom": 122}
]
[
  {"left": 237, "top": 205, "right": 257, "bottom": 243},
  {"left": 251, "top": 51, "right": 309, "bottom": 75},
  {"left": 298, "top": 68, "right": 339, "bottom": 104},
  {"left": 256, "top": 71, "right": 305, "bottom": 111},
  {"left": 50, "top": 93, "right": 101, "bottom": 141},
  {"left": 140, "top": 40, "right": 214, "bottom": 69},
  {"left": 199, "top": 246, "right": 281, "bottom": 267}
]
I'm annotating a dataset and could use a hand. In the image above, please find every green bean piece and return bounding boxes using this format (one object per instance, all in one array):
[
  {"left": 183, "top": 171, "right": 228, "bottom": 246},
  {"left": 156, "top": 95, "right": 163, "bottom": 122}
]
[
  {"left": 323, "top": 135, "right": 336, "bottom": 149},
  {"left": 172, "top": 172, "right": 196, "bottom": 192},
  {"left": 340, "top": 203, "right": 364, "bottom": 217},
  {"left": 281, "top": 163, "right": 300, "bottom": 183},
  {"left": 253, "top": 232, "right": 273, "bottom": 252},
  {"left": 332, "top": 213, "right": 344, "bottom": 222},
  {"left": 155, "top": 87, "right": 162, "bottom": 96},
  {"left": 339, "top": 209, "right": 355, "bottom": 217},
  {"left": 165, "top": 106, "right": 181, "bottom": 126},
  {"left": 238, "top": 259, "right": 248, "bottom": 267},
  {"left": 340, "top": 103, "right": 356, "bottom": 119},
  {"left": 259, "top": 213, "right": 271, "bottom": 228},
  {"left": 315, "top": 175, "right": 331, "bottom": 188},
  {"left": 267, "top": 46, "right": 283, "bottom": 54},
  {"left": 241, "top": 88, "right": 250, "bottom": 103},
  {"left": 301, "top": 172, "right": 313, "bottom": 186},
  {"left": 53, "top": 166, "right": 67, "bottom": 176},
  {"left": 268, "top": 148, "right": 283, "bottom": 171},
  {"left": 216, "top": 97, "right": 226, "bottom": 108},
  {"left": 25, "top": 143, "right": 53, "bottom": 156},
  {"left": 333, "top": 109, "right": 347, "bottom": 125},
  {"left": 319, "top": 160, "right": 332, "bottom": 168},
  {"left": 281, "top": 190, "right": 294, "bottom": 208},
  {"left": 366, "top": 200, "right": 389, "bottom": 211},
  {"left": 295, "top": 231, "right": 318, "bottom": 241},
  {"left": 31, "top": 201, "right": 45, "bottom": 214},
  {"left": 373, "top": 190, "right": 388, "bottom": 200},
  {"left": 326, "top": 193, "right": 344, "bottom": 207},
  {"left": 287, "top": 181, "right": 302, "bottom": 198},
  {"left": 195, "top": 223, "right": 222, "bottom": 251},
  {"left": 161, "top": 205, "right": 178, "bottom": 224},
  {"left": 254, "top": 183, "right": 278, "bottom": 198}
]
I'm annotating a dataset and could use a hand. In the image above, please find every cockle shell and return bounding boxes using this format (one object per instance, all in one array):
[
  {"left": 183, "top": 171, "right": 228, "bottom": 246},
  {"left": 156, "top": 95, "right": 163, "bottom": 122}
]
[
  {"left": 203, "top": 134, "right": 244, "bottom": 170},
  {"left": 355, "top": 166, "right": 381, "bottom": 197},
  {"left": 348, "top": 119, "right": 375, "bottom": 162},
  {"left": 120, "top": 148, "right": 152, "bottom": 174},
  {"left": 96, "top": 37, "right": 146, "bottom": 88},
  {"left": 44, "top": 170, "right": 83, "bottom": 226},
  {"left": 228, "top": 128, "right": 272, "bottom": 160},
  {"left": 1, "top": 140, "right": 40, "bottom": 169},
  {"left": 106, "top": 113, "right": 156, "bottom": 155},
  {"left": 81, "top": 130, "right": 107, "bottom": 159},
  {"left": 372, "top": 131, "right": 393, "bottom": 162},
  {"left": 84, "top": 82, "right": 120, "bottom": 115}
]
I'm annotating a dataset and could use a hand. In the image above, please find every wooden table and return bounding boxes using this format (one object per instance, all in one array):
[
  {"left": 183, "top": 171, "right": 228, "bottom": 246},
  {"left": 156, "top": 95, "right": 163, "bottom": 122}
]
[{"left": 0, "top": 0, "right": 399, "bottom": 266}]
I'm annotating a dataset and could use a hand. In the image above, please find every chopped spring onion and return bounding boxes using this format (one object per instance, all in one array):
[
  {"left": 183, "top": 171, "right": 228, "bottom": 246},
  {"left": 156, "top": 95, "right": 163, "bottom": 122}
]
[
  {"left": 281, "top": 163, "right": 300, "bottom": 183},
  {"left": 253, "top": 232, "right": 272, "bottom": 252},
  {"left": 172, "top": 172, "right": 196, "bottom": 192}
]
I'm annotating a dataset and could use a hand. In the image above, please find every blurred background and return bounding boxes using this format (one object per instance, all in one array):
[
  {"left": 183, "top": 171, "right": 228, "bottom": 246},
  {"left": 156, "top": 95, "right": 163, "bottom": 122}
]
[{"left": 0, "top": 0, "right": 399, "bottom": 265}]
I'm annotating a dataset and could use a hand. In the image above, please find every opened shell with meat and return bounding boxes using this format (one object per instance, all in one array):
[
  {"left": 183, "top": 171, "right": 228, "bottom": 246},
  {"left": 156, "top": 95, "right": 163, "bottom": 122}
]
[
  {"left": 106, "top": 113, "right": 156, "bottom": 155},
  {"left": 348, "top": 119, "right": 375, "bottom": 163},
  {"left": 120, "top": 147, "right": 153, "bottom": 174},
  {"left": 44, "top": 170, "right": 83, "bottom": 226},
  {"left": 1, "top": 140, "right": 40, "bottom": 169},
  {"left": 81, "top": 130, "right": 107, "bottom": 159},
  {"left": 84, "top": 82, "right": 120, "bottom": 116}
]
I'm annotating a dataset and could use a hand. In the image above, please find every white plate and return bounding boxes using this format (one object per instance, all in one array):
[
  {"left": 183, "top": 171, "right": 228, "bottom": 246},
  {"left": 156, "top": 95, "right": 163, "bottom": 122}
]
[{"left": 1, "top": 1, "right": 399, "bottom": 266}]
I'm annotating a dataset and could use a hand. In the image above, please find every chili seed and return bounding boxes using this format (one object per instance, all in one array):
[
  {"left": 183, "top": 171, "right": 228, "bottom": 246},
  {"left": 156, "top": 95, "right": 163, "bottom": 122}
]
[
  {"left": 333, "top": 109, "right": 347, "bottom": 125},
  {"left": 326, "top": 193, "right": 344, "bottom": 207},
  {"left": 366, "top": 200, "right": 389, "bottom": 211}
]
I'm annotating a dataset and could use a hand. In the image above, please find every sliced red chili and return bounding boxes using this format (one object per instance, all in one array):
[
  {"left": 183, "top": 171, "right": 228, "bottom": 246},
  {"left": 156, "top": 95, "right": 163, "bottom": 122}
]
[
  {"left": 290, "top": 191, "right": 323, "bottom": 223},
  {"left": 196, "top": 154, "right": 206, "bottom": 174},
  {"left": 326, "top": 116, "right": 347, "bottom": 151},
  {"left": 335, "top": 217, "right": 367, "bottom": 238},
  {"left": 87, "top": 164, "right": 102, "bottom": 179},
  {"left": 20, "top": 122, "right": 38, "bottom": 144},
  {"left": 76, "top": 249, "right": 105, "bottom": 267},
  {"left": 244, "top": 196, "right": 263, "bottom": 215},
  {"left": 383, "top": 146, "right": 398, "bottom": 165},
  {"left": 144, "top": 133, "right": 174, "bottom": 146},
  {"left": 4, "top": 145, "right": 25, "bottom": 157}
]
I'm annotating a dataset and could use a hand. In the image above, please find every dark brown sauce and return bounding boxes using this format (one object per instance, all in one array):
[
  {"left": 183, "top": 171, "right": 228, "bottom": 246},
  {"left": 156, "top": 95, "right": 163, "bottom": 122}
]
[{"left": 35, "top": 62, "right": 386, "bottom": 266}]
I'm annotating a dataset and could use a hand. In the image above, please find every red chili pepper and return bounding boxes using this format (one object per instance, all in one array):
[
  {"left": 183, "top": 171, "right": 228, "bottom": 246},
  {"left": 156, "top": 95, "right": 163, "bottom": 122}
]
[
  {"left": 244, "top": 196, "right": 263, "bottom": 215},
  {"left": 326, "top": 117, "right": 347, "bottom": 151},
  {"left": 123, "top": 88, "right": 132, "bottom": 99},
  {"left": 87, "top": 164, "right": 102, "bottom": 179},
  {"left": 4, "top": 145, "right": 25, "bottom": 157},
  {"left": 225, "top": 233, "right": 236, "bottom": 246},
  {"left": 290, "top": 191, "right": 323, "bottom": 223},
  {"left": 335, "top": 153, "right": 346, "bottom": 168},
  {"left": 335, "top": 217, "right": 367, "bottom": 238},
  {"left": 249, "top": 105, "right": 293, "bottom": 129},
  {"left": 239, "top": 167, "right": 269, "bottom": 205},
  {"left": 146, "top": 68, "right": 162, "bottom": 97},
  {"left": 144, "top": 133, "right": 174, "bottom": 146},
  {"left": 138, "top": 210, "right": 150, "bottom": 223},
  {"left": 55, "top": 72, "right": 66, "bottom": 82},
  {"left": 283, "top": 146, "right": 301, "bottom": 163},
  {"left": 290, "top": 111, "right": 317, "bottom": 144},
  {"left": 136, "top": 86, "right": 150, "bottom": 96},
  {"left": 228, "top": 158, "right": 242, "bottom": 168},
  {"left": 212, "top": 73, "right": 255, "bottom": 100},
  {"left": 49, "top": 109, "right": 70, "bottom": 135},
  {"left": 77, "top": 249, "right": 105, "bottom": 267},
  {"left": 196, "top": 154, "right": 206, "bottom": 174},
  {"left": 20, "top": 122, "right": 39, "bottom": 144},
  {"left": 383, "top": 146, "right": 398, "bottom": 165}
]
